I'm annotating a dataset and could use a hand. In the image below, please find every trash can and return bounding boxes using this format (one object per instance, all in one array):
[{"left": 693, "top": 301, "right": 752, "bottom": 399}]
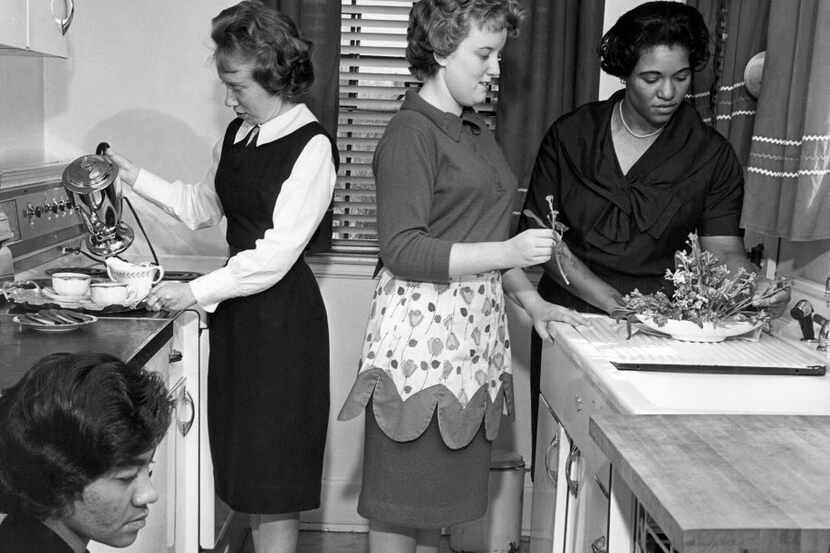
[{"left": 449, "top": 449, "right": 525, "bottom": 553}]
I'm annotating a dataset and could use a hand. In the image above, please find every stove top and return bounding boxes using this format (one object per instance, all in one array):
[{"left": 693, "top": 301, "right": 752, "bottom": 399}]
[{"left": 45, "top": 266, "right": 203, "bottom": 282}]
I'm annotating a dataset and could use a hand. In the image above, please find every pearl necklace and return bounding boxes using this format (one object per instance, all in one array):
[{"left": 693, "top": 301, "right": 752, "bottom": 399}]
[{"left": 618, "top": 101, "right": 664, "bottom": 139}]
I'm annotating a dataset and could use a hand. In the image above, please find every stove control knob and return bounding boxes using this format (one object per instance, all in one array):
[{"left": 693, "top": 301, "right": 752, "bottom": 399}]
[{"left": 23, "top": 203, "right": 35, "bottom": 219}]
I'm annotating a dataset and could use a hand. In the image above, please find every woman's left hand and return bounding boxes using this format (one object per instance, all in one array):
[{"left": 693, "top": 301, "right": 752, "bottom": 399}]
[
  {"left": 145, "top": 282, "right": 197, "bottom": 312},
  {"left": 751, "top": 278, "right": 791, "bottom": 319},
  {"left": 530, "top": 302, "right": 588, "bottom": 342}
]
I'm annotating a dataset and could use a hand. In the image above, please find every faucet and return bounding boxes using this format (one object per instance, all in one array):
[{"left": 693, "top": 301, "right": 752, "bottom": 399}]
[
  {"left": 790, "top": 299, "right": 817, "bottom": 341},
  {"left": 817, "top": 318, "right": 830, "bottom": 352}
]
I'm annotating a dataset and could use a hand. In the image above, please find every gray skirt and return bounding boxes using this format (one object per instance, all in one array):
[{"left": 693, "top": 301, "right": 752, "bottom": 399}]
[{"left": 358, "top": 403, "right": 491, "bottom": 528}]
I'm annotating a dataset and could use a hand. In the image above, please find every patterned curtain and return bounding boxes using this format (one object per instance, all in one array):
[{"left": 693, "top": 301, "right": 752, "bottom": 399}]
[
  {"left": 740, "top": 0, "right": 830, "bottom": 240},
  {"left": 687, "top": 0, "right": 770, "bottom": 164},
  {"left": 496, "top": 0, "right": 606, "bottom": 192},
  {"left": 266, "top": 0, "right": 341, "bottom": 137}
]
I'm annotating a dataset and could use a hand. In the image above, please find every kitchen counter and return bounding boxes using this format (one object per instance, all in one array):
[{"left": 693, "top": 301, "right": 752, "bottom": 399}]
[
  {"left": 589, "top": 414, "right": 830, "bottom": 552},
  {"left": 548, "top": 315, "right": 830, "bottom": 415},
  {"left": 0, "top": 313, "right": 173, "bottom": 389}
]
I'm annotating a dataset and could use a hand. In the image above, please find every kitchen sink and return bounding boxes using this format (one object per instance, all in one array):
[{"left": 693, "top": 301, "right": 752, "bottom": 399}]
[{"left": 552, "top": 316, "right": 830, "bottom": 416}]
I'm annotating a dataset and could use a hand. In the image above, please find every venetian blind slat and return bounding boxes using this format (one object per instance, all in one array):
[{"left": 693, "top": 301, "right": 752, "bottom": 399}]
[
  {"left": 342, "top": 4, "right": 412, "bottom": 17},
  {"left": 333, "top": 1, "right": 409, "bottom": 250}
]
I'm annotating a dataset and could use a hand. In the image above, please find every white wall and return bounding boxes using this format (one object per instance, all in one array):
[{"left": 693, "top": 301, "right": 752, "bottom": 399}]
[
  {"left": 0, "top": 54, "right": 45, "bottom": 167},
  {"left": 44, "top": 0, "right": 236, "bottom": 257}
]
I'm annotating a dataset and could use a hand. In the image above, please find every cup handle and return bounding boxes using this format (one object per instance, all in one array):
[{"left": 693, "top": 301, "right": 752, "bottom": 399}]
[
  {"left": 107, "top": 265, "right": 115, "bottom": 281},
  {"left": 152, "top": 266, "right": 165, "bottom": 284},
  {"left": 19, "top": 280, "right": 41, "bottom": 291},
  {"left": 125, "top": 289, "right": 138, "bottom": 305}
]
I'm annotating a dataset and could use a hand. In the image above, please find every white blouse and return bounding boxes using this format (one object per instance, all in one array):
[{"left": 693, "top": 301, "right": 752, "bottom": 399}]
[{"left": 132, "top": 104, "right": 337, "bottom": 312}]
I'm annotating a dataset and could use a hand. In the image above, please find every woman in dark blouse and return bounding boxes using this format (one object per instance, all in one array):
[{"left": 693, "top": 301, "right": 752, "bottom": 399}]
[{"left": 521, "top": 1, "right": 788, "bottom": 457}]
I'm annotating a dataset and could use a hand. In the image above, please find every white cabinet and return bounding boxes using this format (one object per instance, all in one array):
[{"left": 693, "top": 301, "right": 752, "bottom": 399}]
[
  {"left": 0, "top": 3, "right": 27, "bottom": 52},
  {"left": 531, "top": 341, "right": 636, "bottom": 553},
  {"left": 0, "top": 0, "right": 71, "bottom": 58},
  {"left": 89, "top": 312, "right": 203, "bottom": 553}
]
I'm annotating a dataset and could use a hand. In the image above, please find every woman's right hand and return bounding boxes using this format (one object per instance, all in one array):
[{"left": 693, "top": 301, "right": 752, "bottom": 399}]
[
  {"left": 102, "top": 148, "right": 139, "bottom": 187},
  {"left": 505, "top": 228, "right": 556, "bottom": 268}
]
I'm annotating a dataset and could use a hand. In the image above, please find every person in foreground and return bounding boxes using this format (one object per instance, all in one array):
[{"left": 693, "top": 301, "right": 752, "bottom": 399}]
[
  {"left": 0, "top": 352, "right": 172, "bottom": 553},
  {"left": 338, "top": 1, "right": 584, "bottom": 552},
  {"left": 521, "top": 1, "right": 789, "bottom": 459},
  {"left": 104, "top": 2, "right": 337, "bottom": 552}
]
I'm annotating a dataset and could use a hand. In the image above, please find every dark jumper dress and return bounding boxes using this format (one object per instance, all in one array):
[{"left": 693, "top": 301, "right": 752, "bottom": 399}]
[{"left": 208, "top": 118, "right": 336, "bottom": 514}]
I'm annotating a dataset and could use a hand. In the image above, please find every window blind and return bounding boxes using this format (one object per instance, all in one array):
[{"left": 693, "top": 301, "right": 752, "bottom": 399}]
[{"left": 334, "top": 0, "right": 499, "bottom": 254}]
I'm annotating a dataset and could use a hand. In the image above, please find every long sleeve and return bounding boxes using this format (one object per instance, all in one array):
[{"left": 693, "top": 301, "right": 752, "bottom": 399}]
[
  {"left": 521, "top": 123, "right": 562, "bottom": 233},
  {"left": 188, "top": 135, "right": 336, "bottom": 311},
  {"left": 132, "top": 140, "right": 225, "bottom": 230},
  {"left": 375, "top": 121, "right": 453, "bottom": 281}
]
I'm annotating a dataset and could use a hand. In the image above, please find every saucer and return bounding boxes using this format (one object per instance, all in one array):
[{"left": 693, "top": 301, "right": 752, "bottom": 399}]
[
  {"left": 14, "top": 310, "right": 97, "bottom": 332},
  {"left": 42, "top": 287, "right": 90, "bottom": 306},
  {"left": 79, "top": 298, "right": 142, "bottom": 312}
]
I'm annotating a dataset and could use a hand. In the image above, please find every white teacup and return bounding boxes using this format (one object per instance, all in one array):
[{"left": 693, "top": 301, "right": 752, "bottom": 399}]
[
  {"left": 105, "top": 258, "right": 164, "bottom": 302},
  {"left": 90, "top": 281, "right": 136, "bottom": 306},
  {"left": 52, "top": 272, "right": 91, "bottom": 297}
]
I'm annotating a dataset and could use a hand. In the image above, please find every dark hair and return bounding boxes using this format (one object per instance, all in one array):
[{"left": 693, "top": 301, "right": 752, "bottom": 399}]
[
  {"left": 0, "top": 353, "right": 173, "bottom": 520},
  {"left": 598, "top": 1, "right": 710, "bottom": 78},
  {"left": 211, "top": 0, "right": 314, "bottom": 102},
  {"left": 406, "top": 0, "right": 525, "bottom": 81}
]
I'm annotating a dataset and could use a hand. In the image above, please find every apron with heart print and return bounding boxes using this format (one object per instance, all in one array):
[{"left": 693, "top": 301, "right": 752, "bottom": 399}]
[{"left": 338, "top": 268, "right": 513, "bottom": 448}]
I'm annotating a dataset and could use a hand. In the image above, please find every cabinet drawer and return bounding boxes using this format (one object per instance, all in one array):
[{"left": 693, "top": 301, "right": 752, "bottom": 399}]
[{"left": 541, "top": 341, "right": 615, "bottom": 472}]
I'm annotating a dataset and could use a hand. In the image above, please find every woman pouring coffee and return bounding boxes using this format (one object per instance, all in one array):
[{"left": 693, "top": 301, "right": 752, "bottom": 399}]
[{"left": 104, "top": 2, "right": 336, "bottom": 552}]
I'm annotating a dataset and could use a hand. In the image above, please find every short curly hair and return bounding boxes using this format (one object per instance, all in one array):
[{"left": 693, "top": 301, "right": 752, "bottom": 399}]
[
  {"left": 598, "top": 1, "right": 710, "bottom": 78},
  {"left": 406, "top": 0, "right": 525, "bottom": 81},
  {"left": 0, "top": 353, "right": 173, "bottom": 520},
  {"left": 212, "top": 0, "right": 314, "bottom": 103}
]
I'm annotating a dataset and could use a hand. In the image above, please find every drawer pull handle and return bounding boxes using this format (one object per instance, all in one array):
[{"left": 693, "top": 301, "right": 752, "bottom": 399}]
[
  {"left": 176, "top": 387, "right": 195, "bottom": 437},
  {"left": 565, "top": 443, "right": 580, "bottom": 496},
  {"left": 52, "top": 0, "right": 75, "bottom": 35},
  {"left": 544, "top": 433, "right": 560, "bottom": 483}
]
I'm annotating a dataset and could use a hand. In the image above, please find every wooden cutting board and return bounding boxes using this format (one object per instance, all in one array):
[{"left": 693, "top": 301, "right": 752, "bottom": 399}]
[{"left": 590, "top": 414, "right": 830, "bottom": 553}]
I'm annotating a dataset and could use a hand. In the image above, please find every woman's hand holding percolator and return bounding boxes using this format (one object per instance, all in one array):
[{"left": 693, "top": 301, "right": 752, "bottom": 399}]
[{"left": 101, "top": 147, "right": 140, "bottom": 187}]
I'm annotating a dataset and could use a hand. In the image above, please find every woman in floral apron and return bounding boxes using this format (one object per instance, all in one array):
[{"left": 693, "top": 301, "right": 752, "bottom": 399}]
[{"left": 338, "top": 1, "right": 584, "bottom": 551}]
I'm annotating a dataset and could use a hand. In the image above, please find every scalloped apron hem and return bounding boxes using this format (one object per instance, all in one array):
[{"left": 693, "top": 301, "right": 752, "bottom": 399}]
[{"left": 337, "top": 368, "right": 513, "bottom": 449}]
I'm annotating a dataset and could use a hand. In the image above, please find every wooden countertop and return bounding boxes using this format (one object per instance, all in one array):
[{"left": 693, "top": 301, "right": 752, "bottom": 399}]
[
  {"left": 0, "top": 314, "right": 173, "bottom": 390},
  {"left": 590, "top": 414, "right": 830, "bottom": 553}
]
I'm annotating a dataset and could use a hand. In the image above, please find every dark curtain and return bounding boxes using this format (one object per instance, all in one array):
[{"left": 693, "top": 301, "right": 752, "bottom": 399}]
[
  {"left": 687, "top": 0, "right": 770, "bottom": 164},
  {"left": 266, "top": 0, "right": 341, "bottom": 136},
  {"left": 496, "top": 0, "right": 606, "bottom": 192}
]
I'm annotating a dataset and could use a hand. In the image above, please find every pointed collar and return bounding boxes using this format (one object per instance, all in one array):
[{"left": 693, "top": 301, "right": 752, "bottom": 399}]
[{"left": 233, "top": 103, "right": 316, "bottom": 147}]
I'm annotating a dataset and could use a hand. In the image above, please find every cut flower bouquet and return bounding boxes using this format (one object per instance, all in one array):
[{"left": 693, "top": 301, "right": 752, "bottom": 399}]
[{"left": 619, "top": 233, "right": 788, "bottom": 330}]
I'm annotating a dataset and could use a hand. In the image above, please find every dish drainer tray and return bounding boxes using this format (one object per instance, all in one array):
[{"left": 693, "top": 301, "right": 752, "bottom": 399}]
[{"left": 577, "top": 317, "right": 827, "bottom": 376}]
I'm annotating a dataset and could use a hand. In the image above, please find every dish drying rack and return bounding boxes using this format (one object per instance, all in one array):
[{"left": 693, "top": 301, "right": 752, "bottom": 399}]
[{"left": 577, "top": 317, "right": 827, "bottom": 376}]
